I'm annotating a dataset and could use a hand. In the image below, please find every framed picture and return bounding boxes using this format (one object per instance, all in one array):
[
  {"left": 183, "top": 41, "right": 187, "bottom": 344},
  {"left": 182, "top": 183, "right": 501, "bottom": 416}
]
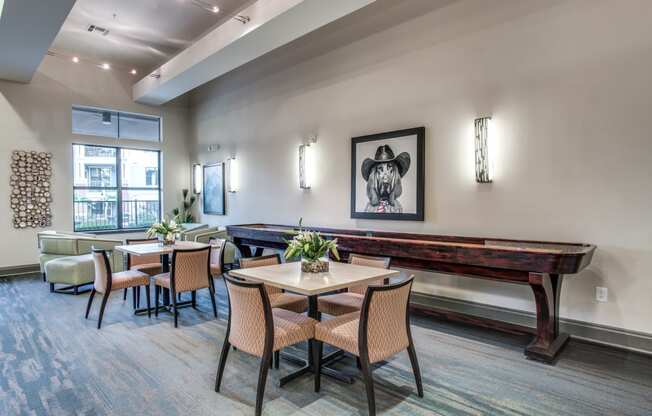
[
  {"left": 203, "top": 162, "right": 225, "bottom": 215},
  {"left": 351, "top": 127, "right": 425, "bottom": 221}
]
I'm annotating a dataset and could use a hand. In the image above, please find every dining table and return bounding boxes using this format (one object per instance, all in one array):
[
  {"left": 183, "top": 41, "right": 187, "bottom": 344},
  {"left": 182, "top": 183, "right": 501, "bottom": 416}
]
[
  {"left": 229, "top": 260, "right": 399, "bottom": 386},
  {"left": 114, "top": 241, "right": 209, "bottom": 315}
]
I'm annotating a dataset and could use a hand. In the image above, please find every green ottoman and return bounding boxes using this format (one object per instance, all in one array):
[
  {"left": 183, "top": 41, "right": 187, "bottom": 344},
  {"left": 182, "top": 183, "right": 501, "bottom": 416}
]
[{"left": 46, "top": 254, "right": 94, "bottom": 295}]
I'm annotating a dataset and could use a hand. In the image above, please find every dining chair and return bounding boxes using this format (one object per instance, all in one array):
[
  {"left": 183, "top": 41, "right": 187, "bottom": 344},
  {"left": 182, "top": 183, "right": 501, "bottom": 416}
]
[
  {"left": 215, "top": 275, "right": 317, "bottom": 416},
  {"left": 123, "top": 238, "right": 163, "bottom": 308},
  {"left": 153, "top": 246, "right": 217, "bottom": 327},
  {"left": 317, "top": 254, "right": 391, "bottom": 317},
  {"left": 239, "top": 254, "right": 308, "bottom": 314},
  {"left": 313, "top": 276, "right": 423, "bottom": 416},
  {"left": 87, "top": 248, "right": 151, "bottom": 329},
  {"left": 209, "top": 237, "right": 227, "bottom": 279}
]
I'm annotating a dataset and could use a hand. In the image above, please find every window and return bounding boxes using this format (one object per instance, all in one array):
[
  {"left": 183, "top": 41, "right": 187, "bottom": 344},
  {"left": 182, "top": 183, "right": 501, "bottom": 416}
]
[
  {"left": 72, "top": 106, "right": 161, "bottom": 142},
  {"left": 73, "top": 144, "right": 161, "bottom": 232}
]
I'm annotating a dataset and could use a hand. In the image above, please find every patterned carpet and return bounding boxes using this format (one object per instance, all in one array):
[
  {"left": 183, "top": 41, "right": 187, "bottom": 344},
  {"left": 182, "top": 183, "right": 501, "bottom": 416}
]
[{"left": 1, "top": 274, "right": 651, "bottom": 415}]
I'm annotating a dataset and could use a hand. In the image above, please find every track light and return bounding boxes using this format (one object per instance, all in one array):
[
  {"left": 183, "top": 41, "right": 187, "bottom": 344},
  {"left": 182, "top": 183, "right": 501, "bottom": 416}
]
[
  {"left": 130, "top": 69, "right": 137, "bottom": 75},
  {"left": 101, "top": 63, "right": 110, "bottom": 70},
  {"left": 102, "top": 112, "right": 112, "bottom": 125},
  {"left": 72, "top": 56, "right": 79, "bottom": 63},
  {"left": 212, "top": 6, "right": 219, "bottom": 13}
]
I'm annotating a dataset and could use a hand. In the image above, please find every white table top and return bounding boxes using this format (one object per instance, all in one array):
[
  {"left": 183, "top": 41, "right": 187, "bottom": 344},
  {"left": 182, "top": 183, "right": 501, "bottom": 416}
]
[
  {"left": 229, "top": 261, "right": 400, "bottom": 296},
  {"left": 114, "top": 241, "right": 208, "bottom": 256}
]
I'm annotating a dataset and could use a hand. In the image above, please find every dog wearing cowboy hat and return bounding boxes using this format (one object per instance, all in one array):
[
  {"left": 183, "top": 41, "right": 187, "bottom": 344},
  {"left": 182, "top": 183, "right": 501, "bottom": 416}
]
[{"left": 362, "top": 144, "right": 411, "bottom": 213}]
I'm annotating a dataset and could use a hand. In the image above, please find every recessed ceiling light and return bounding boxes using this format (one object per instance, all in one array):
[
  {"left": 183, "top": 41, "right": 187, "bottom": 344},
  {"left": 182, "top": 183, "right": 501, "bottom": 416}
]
[
  {"left": 72, "top": 56, "right": 80, "bottom": 63},
  {"left": 130, "top": 69, "right": 137, "bottom": 75},
  {"left": 101, "top": 63, "right": 110, "bottom": 70}
]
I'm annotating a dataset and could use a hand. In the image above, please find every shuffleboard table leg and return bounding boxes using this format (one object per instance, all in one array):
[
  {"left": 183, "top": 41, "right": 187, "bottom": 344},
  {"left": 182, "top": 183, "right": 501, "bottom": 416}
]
[{"left": 526, "top": 273, "right": 569, "bottom": 363}]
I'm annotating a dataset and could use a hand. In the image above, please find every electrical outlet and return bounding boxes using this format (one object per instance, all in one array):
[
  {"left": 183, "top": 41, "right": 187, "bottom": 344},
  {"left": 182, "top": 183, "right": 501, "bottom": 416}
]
[{"left": 595, "top": 286, "right": 608, "bottom": 303}]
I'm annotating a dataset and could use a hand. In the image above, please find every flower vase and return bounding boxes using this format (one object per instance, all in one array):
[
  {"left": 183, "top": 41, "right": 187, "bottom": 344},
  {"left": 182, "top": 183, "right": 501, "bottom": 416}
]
[{"left": 301, "top": 258, "right": 329, "bottom": 273}]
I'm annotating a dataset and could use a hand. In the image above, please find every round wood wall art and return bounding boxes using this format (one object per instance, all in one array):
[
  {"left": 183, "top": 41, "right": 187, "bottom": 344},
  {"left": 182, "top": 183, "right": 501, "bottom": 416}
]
[{"left": 10, "top": 150, "right": 52, "bottom": 229}]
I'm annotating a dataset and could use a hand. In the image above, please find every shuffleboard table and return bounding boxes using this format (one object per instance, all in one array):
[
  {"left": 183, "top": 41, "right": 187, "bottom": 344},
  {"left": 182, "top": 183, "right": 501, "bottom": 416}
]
[{"left": 226, "top": 223, "right": 596, "bottom": 363}]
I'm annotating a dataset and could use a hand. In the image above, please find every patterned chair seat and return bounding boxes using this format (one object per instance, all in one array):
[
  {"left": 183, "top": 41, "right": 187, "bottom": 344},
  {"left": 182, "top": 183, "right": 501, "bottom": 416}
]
[
  {"left": 101, "top": 270, "right": 150, "bottom": 292},
  {"left": 317, "top": 292, "right": 364, "bottom": 316},
  {"left": 315, "top": 312, "right": 361, "bottom": 356},
  {"left": 269, "top": 292, "right": 308, "bottom": 314},
  {"left": 272, "top": 308, "right": 317, "bottom": 351},
  {"left": 131, "top": 262, "right": 162, "bottom": 276}
]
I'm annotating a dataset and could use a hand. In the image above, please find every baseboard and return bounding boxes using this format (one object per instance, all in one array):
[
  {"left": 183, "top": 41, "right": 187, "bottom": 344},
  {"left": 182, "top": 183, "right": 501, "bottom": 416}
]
[
  {"left": 410, "top": 292, "right": 652, "bottom": 355},
  {"left": 0, "top": 264, "right": 40, "bottom": 277}
]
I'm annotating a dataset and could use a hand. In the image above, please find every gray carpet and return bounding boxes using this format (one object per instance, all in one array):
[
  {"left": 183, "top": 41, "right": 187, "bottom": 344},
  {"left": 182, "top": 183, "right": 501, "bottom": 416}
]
[{"left": 1, "top": 274, "right": 651, "bottom": 416}]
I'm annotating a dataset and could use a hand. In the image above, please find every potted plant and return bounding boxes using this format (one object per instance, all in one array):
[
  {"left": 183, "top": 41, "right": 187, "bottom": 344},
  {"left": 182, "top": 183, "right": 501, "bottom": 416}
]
[
  {"left": 172, "top": 189, "right": 196, "bottom": 224},
  {"left": 284, "top": 227, "right": 340, "bottom": 273},
  {"left": 147, "top": 218, "right": 183, "bottom": 245}
]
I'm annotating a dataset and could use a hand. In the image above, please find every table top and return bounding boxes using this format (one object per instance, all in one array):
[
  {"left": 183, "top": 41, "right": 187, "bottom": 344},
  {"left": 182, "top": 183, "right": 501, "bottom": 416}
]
[
  {"left": 114, "top": 241, "right": 208, "bottom": 256},
  {"left": 229, "top": 261, "right": 400, "bottom": 296}
]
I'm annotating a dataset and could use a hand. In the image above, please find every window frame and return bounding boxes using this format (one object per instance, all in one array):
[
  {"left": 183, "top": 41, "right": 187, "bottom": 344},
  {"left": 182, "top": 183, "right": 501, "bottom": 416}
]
[
  {"left": 72, "top": 143, "right": 162, "bottom": 233},
  {"left": 72, "top": 105, "right": 162, "bottom": 143}
]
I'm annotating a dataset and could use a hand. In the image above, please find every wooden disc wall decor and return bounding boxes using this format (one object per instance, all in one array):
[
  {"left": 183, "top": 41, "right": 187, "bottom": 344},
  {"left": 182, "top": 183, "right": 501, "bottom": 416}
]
[{"left": 10, "top": 150, "right": 53, "bottom": 229}]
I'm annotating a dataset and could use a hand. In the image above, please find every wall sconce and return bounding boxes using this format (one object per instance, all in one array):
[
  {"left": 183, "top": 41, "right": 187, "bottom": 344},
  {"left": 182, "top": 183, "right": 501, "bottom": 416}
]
[
  {"left": 227, "top": 157, "right": 239, "bottom": 193},
  {"left": 192, "top": 163, "right": 202, "bottom": 194},
  {"left": 299, "top": 143, "right": 314, "bottom": 189},
  {"left": 474, "top": 117, "right": 493, "bottom": 183}
]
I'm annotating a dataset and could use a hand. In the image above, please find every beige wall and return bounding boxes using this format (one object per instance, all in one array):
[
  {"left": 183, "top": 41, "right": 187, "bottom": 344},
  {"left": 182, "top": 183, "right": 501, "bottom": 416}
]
[
  {"left": 189, "top": 0, "right": 652, "bottom": 334},
  {"left": 0, "top": 55, "right": 191, "bottom": 267}
]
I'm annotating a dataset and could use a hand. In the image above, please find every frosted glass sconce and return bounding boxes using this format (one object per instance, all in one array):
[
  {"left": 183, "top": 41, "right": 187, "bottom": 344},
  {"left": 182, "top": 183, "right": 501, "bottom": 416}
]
[
  {"left": 299, "top": 143, "right": 314, "bottom": 189},
  {"left": 227, "top": 157, "right": 239, "bottom": 193},
  {"left": 192, "top": 163, "right": 202, "bottom": 194},
  {"left": 474, "top": 117, "right": 493, "bottom": 183}
]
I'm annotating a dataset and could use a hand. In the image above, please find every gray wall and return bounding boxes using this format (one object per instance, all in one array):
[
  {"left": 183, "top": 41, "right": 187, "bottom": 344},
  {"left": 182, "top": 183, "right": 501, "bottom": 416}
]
[
  {"left": 188, "top": 0, "right": 652, "bottom": 335},
  {"left": 0, "top": 55, "right": 191, "bottom": 266}
]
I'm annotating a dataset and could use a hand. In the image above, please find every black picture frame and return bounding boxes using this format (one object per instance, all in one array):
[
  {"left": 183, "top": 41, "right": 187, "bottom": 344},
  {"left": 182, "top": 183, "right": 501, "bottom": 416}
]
[
  {"left": 351, "top": 127, "right": 425, "bottom": 221},
  {"left": 203, "top": 162, "right": 225, "bottom": 215}
]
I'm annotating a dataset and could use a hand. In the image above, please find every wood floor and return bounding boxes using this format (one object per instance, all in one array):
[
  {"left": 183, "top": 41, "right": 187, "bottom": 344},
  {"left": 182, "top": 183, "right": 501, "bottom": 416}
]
[{"left": 1, "top": 274, "right": 651, "bottom": 415}]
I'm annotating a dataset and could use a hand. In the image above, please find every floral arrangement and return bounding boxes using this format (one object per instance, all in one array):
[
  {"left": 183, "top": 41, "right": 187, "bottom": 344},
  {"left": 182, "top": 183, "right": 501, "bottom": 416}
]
[
  {"left": 147, "top": 218, "right": 183, "bottom": 245},
  {"left": 284, "top": 219, "right": 339, "bottom": 272}
]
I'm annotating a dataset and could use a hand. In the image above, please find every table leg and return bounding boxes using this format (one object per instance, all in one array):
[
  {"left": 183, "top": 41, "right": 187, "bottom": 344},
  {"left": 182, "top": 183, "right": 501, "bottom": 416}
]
[{"left": 525, "top": 273, "right": 569, "bottom": 363}]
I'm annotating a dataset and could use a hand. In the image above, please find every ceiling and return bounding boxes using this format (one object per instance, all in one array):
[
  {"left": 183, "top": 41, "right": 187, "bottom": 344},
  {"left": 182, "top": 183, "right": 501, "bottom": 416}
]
[{"left": 50, "top": 0, "right": 253, "bottom": 73}]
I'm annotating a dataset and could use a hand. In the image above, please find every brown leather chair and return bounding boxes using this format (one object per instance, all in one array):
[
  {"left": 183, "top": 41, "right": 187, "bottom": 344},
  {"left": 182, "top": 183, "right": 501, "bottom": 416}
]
[
  {"left": 314, "top": 276, "right": 423, "bottom": 416},
  {"left": 87, "top": 249, "right": 151, "bottom": 329},
  {"left": 123, "top": 238, "right": 163, "bottom": 307},
  {"left": 152, "top": 246, "right": 217, "bottom": 327},
  {"left": 317, "top": 254, "right": 391, "bottom": 317},
  {"left": 215, "top": 275, "right": 317, "bottom": 416}
]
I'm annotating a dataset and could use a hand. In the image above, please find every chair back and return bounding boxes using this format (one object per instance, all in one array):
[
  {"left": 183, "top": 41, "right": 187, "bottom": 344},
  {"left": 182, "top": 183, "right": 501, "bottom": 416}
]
[
  {"left": 209, "top": 237, "right": 227, "bottom": 274},
  {"left": 359, "top": 276, "right": 414, "bottom": 364},
  {"left": 91, "top": 248, "right": 113, "bottom": 293},
  {"left": 170, "top": 246, "right": 211, "bottom": 293},
  {"left": 238, "top": 254, "right": 282, "bottom": 295},
  {"left": 348, "top": 254, "right": 391, "bottom": 295},
  {"left": 126, "top": 238, "right": 160, "bottom": 267},
  {"left": 223, "top": 275, "right": 274, "bottom": 357}
]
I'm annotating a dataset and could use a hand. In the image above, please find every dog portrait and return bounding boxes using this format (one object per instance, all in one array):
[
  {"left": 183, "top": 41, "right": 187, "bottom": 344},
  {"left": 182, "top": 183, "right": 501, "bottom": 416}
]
[{"left": 351, "top": 127, "right": 425, "bottom": 221}]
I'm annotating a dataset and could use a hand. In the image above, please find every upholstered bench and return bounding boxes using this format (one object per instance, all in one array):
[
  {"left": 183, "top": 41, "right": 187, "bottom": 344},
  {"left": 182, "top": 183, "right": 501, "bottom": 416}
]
[{"left": 45, "top": 254, "right": 95, "bottom": 295}]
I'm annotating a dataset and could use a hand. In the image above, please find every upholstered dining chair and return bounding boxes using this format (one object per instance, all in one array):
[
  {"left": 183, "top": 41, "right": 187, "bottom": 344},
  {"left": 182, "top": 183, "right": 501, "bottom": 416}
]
[
  {"left": 153, "top": 246, "right": 217, "bottom": 327},
  {"left": 209, "top": 237, "right": 227, "bottom": 279},
  {"left": 123, "top": 238, "right": 163, "bottom": 307},
  {"left": 317, "top": 254, "right": 391, "bottom": 317},
  {"left": 215, "top": 275, "right": 317, "bottom": 416},
  {"left": 87, "top": 248, "right": 151, "bottom": 329},
  {"left": 239, "top": 254, "right": 308, "bottom": 314},
  {"left": 313, "top": 276, "right": 423, "bottom": 416}
]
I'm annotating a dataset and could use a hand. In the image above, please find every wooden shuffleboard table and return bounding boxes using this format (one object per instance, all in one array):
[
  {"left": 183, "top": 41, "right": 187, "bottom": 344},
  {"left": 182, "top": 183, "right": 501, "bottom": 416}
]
[{"left": 226, "top": 223, "right": 596, "bottom": 364}]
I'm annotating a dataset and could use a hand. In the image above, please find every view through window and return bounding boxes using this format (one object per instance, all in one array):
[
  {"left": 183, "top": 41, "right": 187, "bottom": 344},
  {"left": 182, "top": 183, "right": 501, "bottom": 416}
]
[{"left": 73, "top": 144, "right": 161, "bottom": 232}]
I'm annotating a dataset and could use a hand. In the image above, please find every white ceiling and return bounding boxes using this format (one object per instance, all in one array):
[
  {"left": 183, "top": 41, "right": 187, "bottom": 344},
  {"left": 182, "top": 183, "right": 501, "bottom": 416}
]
[
  {"left": 50, "top": 0, "right": 253, "bottom": 73},
  {"left": 0, "top": 0, "right": 76, "bottom": 83}
]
